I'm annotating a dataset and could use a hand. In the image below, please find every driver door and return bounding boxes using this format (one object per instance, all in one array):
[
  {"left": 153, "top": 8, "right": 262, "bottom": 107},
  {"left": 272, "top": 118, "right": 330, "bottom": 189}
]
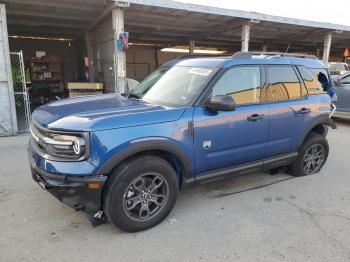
[{"left": 193, "top": 66, "right": 269, "bottom": 175}]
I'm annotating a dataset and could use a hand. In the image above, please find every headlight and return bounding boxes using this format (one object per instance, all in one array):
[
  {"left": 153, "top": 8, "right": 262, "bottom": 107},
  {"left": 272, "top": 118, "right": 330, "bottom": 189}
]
[
  {"left": 45, "top": 133, "right": 87, "bottom": 159},
  {"left": 30, "top": 123, "right": 89, "bottom": 160}
]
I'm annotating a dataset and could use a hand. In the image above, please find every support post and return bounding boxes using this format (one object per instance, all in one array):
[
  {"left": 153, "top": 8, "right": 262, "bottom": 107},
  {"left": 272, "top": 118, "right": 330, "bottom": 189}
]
[
  {"left": 322, "top": 33, "right": 332, "bottom": 63},
  {"left": 262, "top": 45, "right": 267, "bottom": 52},
  {"left": 189, "top": 40, "right": 195, "bottom": 55},
  {"left": 85, "top": 32, "right": 94, "bottom": 82},
  {"left": 241, "top": 24, "right": 251, "bottom": 52},
  {"left": 316, "top": 48, "right": 321, "bottom": 59},
  {"left": 112, "top": 7, "right": 126, "bottom": 94}
]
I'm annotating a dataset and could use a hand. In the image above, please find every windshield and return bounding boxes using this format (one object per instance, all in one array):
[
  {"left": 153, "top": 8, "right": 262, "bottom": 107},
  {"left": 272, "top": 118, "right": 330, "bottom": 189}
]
[
  {"left": 129, "top": 67, "right": 168, "bottom": 99},
  {"left": 330, "top": 63, "right": 349, "bottom": 74},
  {"left": 141, "top": 66, "right": 216, "bottom": 107}
]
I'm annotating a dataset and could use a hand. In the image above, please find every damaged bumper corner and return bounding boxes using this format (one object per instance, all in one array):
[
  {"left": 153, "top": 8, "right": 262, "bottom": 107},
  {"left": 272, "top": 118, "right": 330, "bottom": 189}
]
[{"left": 29, "top": 150, "right": 107, "bottom": 222}]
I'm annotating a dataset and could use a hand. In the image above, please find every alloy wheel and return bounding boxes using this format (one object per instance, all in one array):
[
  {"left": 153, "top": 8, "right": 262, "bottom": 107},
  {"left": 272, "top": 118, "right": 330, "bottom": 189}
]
[
  {"left": 302, "top": 144, "right": 325, "bottom": 175},
  {"left": 122, "top": 173, "right": 169, "bottom": 222}
]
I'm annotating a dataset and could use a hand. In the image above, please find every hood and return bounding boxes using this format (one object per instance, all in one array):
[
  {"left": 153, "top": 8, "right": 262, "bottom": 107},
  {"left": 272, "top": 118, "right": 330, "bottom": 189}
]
[{"left": 32, "top": 94, "right": 186, "bottom": 132}]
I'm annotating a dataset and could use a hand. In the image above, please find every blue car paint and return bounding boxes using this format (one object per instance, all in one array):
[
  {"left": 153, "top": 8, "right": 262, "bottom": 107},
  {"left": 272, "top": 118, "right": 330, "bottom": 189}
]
[
  {"left": 89, "top": 108, "right": 195, "bottom": 175},
  {"left": 33, "top": 94, "right": 185, "bottom": 132},
  {"left": 266, "top": 93, "right": 331, "bottom": 156},
  {"left": 193, "top": 103, "right": 270, "bottom": 173},
  {"left": 30, "top": 56, "right": 332, "bottom": 182}
]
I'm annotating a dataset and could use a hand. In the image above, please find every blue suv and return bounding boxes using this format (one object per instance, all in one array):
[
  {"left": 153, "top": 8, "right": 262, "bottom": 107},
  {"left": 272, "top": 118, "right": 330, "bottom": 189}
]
[{"left": 29, "top": 52, "right": 336, "bottom": 232}]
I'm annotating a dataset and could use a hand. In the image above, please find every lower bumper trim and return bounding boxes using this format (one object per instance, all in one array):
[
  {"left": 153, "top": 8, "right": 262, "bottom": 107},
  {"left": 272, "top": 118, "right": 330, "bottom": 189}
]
[{"left": 31, "top": 165, "right": 107, "bottom": 217}]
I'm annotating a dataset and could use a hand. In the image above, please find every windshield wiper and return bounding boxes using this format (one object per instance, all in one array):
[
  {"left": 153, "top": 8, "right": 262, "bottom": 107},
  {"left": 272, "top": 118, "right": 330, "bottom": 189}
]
[{"left": 128, "top": 93, "right": 142, "bottom": 101}]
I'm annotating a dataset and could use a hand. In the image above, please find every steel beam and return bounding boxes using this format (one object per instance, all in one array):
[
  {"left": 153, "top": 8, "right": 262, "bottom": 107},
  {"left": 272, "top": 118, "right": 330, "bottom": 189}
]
[
  {"left": 125, "top": 21, "right": 206, "bottom": 32},
  {"left": 6, "top": 9, "right": 94, "bottom": 22},
  {"left": 7, "top": 19, "right": 86, "bottom": 29},
  {"left": 1, "top": 0, "right": 104, "bottom": 12}
]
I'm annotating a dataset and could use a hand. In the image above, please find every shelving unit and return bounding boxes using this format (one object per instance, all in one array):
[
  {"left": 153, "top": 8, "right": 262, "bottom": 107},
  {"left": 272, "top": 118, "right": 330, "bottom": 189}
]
[{"left": 28, "top": 55, "right": 64, "bottom": 110}]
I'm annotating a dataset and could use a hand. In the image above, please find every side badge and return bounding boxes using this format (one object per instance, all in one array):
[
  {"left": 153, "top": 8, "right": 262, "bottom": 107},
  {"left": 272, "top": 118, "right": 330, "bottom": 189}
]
[{"left": 203, "top": 140, "right": 212, "bottom": 150}]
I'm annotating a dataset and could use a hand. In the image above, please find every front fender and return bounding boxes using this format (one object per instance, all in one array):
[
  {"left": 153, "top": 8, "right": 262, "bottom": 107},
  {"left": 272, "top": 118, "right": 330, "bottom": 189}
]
[{"left": 96, "top": 137, "right": 194, "bottom": 180}]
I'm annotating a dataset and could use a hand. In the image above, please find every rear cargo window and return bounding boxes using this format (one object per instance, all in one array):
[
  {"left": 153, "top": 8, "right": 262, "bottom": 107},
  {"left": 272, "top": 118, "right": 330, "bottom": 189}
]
[{"left": 297, "top": 66, "right": 324, "bottom": 95}]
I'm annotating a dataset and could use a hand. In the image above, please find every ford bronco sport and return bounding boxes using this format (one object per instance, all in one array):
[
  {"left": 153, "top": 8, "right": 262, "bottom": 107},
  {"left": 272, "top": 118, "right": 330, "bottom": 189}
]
[{"left": 29, "top": 52, "right": 336, "bottom": 232}]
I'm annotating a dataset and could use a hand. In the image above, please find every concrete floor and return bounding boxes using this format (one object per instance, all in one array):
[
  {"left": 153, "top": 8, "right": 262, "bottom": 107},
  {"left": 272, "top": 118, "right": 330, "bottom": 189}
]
[{"left": 0, "top": 120, "right": 350, "bottom": 262}]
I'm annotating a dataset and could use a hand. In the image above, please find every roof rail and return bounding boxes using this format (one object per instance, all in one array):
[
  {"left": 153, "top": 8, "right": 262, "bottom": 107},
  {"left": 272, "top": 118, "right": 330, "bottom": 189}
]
[
  {"left": 232, "top": 51, "right": 318, "bottom": 59},
  {"left": 177, "top": 54, "right": 228, "bottom": 59}
]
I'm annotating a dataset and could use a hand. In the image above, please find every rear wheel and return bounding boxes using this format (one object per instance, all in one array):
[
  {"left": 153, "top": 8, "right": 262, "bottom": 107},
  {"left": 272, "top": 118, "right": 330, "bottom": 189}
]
[
  {"left": 289, "top": 132, "right": 329, "bottom": 177},
  {"left": 104, "top": 155, "right": 179, "bottom": 232}
]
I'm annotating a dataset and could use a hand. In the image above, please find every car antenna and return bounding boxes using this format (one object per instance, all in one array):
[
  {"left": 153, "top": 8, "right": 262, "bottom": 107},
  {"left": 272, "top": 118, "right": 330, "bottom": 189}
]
[{"left": 285, "top": 43, "right": 291, "bottom": 53}]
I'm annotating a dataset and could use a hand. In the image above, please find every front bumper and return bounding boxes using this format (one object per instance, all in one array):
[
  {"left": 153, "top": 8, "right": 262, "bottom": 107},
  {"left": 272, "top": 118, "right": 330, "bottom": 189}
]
[{"left": 29, "top": 147, "right": 107, "bottom": 216}]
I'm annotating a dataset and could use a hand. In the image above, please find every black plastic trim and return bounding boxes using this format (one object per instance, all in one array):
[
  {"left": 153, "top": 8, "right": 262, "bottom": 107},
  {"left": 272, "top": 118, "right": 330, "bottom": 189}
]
[
  {"left": 193, "top": 152, "right": 298, "bottom": 185},
  {"left": 29, "top": 150, "right": 107, "bottom": 215},
  {"left": 97, "top": 140, "right": 194, "bottom": 181},
  {"left": 298, "top": 116, "right": 337, "bottom": 147}
]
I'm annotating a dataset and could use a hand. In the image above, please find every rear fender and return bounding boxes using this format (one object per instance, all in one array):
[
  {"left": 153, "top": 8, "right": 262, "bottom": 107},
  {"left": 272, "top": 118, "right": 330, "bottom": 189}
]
[{"left": 299, "top": 116, "right": 336, "bottom": 147}]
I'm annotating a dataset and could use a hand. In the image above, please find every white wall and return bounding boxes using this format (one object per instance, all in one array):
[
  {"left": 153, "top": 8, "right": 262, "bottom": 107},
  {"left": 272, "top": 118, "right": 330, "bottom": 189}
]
[{"left": 0, "top": 4, "right": 17, "bottom": 136}]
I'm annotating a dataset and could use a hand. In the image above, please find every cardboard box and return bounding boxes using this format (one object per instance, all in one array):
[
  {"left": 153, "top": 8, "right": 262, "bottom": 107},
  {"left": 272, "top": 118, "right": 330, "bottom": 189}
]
[
  {"left": 66, "top": 82, "right": 104, "bottom": 97},
  {"left": 66, "top": 82, "right": 104, "bottom": 90}
]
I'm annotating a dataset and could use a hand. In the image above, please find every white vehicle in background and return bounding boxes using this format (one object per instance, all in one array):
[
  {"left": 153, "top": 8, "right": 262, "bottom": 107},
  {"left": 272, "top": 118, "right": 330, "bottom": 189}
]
[{"left": 329, "top": 62, "right": 349, "bottom": 79}]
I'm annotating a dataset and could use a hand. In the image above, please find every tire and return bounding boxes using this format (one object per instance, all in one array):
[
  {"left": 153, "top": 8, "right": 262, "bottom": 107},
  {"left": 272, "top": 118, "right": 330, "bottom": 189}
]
[
  {"left": 103, "top": 155, "right": 179, "bottom": 232},
  {"left": 289, "top": 132, "right": 329, "bottom": 177}
]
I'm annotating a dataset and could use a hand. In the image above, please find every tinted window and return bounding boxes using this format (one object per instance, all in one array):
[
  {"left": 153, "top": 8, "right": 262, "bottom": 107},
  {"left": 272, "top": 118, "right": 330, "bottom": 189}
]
[
  {"left": 297, "top": 66, "right": 323, "bottom": 95},
  {"left": 212, "top": 66, "right": 261, "bottom": 105},
  {"left": 264, "top": 66, "right": 302, "bottom": 101}
]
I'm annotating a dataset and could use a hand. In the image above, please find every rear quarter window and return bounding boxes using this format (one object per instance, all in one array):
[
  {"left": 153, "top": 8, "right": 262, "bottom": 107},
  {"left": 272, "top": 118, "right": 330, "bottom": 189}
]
[{"left": 297, "top": 66, "right": 324, "bottom": 95}]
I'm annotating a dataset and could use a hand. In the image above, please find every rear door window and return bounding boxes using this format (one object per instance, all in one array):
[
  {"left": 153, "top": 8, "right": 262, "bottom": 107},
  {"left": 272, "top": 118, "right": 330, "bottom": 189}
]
[{"left": 264, "top": 66, "right": 303, "bottom": 102}]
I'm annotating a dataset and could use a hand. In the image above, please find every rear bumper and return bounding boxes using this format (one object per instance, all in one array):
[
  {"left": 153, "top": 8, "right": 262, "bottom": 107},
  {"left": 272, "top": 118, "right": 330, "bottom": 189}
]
[{"left": 29, "top": 147, "right": 107, "bottom": 216}]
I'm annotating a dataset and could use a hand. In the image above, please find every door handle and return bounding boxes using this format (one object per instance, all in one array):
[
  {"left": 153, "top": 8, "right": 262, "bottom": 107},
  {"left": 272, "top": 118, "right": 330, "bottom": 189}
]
[
  {"left": 247, "top": 114, "right": 265, "bottom": 122},
  {"left": 297, "top": 108, "right": 311, "bottom": 115}
]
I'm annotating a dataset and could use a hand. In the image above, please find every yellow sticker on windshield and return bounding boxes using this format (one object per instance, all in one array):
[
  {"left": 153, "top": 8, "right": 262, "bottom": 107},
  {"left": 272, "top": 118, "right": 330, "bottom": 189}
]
[{"left": 189, "top": 68, "right": 213, "bottom": 76}]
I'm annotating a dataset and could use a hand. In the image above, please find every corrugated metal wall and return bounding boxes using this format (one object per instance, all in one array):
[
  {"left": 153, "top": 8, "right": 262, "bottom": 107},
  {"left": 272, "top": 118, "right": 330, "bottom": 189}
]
[{"left": 0, "top": 4, "right": 17, "bottom": 136}]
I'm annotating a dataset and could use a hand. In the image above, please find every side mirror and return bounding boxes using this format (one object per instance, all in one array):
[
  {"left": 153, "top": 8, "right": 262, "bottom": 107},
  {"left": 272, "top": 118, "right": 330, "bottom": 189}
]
[{"left": 204, "top": 95, "right": 236, "bottom": 112}]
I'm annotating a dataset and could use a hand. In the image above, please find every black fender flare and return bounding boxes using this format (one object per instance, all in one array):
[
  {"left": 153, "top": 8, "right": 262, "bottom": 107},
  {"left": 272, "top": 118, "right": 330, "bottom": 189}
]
[
  {"left": 97, "top": 140, "right": 194, "bottom": 184},
  {"left": 298, "top": 116, "right": 337, "bottom": 147}
]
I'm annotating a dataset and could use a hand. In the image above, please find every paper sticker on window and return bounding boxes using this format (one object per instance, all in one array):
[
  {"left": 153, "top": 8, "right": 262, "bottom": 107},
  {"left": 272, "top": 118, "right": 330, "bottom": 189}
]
[{"left": 189, "top": 68, "right": 212, "bottom": 76}]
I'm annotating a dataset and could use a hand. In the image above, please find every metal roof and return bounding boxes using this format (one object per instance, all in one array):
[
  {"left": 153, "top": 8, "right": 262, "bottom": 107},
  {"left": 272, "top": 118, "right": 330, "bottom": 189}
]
[
  {"left": 126, "top": 0, "right": 350, "bottom": 32},
  {"left": 1, "top": 0, "right": 350, "bottom": 54}
]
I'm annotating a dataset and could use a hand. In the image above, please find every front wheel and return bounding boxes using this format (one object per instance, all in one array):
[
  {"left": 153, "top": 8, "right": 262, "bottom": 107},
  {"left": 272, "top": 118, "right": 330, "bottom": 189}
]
[
  {"left": 104, "top": 155, "right": 179, "bottom": 232},
  {"left": 289, "top": 132, "right": 329, "bottom": 177}
]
